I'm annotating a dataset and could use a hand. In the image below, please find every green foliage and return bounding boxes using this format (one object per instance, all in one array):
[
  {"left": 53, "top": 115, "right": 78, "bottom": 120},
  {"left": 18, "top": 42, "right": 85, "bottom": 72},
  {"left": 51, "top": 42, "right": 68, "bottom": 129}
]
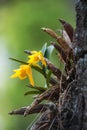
[
  {"left": 24, "top": 84, "right": 46, "bottom": 95},
  {"left": 41, "top": 43, "right": 54, "bottom": 59}
]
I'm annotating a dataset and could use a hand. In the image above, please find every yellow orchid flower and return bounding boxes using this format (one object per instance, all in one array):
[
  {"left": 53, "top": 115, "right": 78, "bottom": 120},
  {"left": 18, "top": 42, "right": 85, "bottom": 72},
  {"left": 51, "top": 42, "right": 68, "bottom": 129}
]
[
  {"left": 10, "top": 65, "right": 34, "bottom": 86},
  {"left": 28, "top": 51, "right": 46, "bottom": 67}
]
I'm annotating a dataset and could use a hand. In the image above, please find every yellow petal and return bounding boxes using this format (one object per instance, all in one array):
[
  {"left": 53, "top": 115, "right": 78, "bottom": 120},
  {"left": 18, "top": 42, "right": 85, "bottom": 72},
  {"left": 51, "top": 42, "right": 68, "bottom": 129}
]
[
  {"left": 28, "top": 74, "right": 34, "bottom": 86},
  {"left": 28, "top": 51, "right": 46, "bottom": 67},
  {"left": 10, "top": 65, "right": 34, "bottom": 86},
  {"left": 23, "top": 65, "right": 35, "bottom": 86}
]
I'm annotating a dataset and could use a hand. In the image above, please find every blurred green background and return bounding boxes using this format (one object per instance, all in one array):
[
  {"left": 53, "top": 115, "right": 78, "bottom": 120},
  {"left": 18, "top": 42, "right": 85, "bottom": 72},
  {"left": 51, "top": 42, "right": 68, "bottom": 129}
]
[{"left": 0, "top": 0, "right": 75, "bottom": 130}]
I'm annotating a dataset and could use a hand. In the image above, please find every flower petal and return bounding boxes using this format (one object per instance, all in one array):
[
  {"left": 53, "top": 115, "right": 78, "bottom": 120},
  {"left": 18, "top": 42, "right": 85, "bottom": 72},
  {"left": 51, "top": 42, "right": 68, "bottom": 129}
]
[
  {"left": 28, "top": 51, "right": 46, "bottom": 67},
  {"left": 10, "top": 65, "right": 34, "bottom": 86}
]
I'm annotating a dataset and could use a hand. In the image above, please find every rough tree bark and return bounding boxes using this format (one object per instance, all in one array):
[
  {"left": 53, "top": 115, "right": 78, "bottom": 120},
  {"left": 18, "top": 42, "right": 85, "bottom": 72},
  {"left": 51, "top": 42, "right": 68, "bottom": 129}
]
[
  {"left": 73, "top": 0, "right": 87, "bottom": 129},
  {"left": 59, "top": 0, "right": 87, "bottom": 129},
  {"left": 64, "top": 0, "right": 87, "bottom": 129}
]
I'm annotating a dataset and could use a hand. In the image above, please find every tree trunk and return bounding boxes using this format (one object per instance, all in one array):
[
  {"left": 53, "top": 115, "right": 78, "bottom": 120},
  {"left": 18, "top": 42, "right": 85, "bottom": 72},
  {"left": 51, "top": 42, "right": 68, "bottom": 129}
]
[{"left": 73, "top": 0, "right": 87, "bottom": 129}]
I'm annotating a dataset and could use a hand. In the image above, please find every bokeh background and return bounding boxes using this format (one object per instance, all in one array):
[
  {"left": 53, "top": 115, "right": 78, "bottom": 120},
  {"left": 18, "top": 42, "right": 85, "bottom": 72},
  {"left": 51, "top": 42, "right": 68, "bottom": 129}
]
[{"left": 0, "top": 0, "right": 75, "bottom": 130}]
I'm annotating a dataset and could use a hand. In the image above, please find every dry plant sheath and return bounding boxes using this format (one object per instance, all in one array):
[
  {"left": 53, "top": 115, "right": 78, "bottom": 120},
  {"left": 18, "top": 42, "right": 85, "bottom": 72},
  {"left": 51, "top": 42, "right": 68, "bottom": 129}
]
[{"left": 9, "top": 0, "right": 87, "bottom": 129}]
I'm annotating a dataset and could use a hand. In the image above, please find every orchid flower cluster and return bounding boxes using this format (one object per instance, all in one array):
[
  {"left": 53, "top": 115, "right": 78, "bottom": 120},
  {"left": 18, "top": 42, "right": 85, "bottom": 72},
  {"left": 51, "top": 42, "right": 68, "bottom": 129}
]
[
  {"left": 10, "top": 51, "right": 47, "bottom": 87},
  {"left": 10, "top": 18, "right": 74, "bottom": 104}
]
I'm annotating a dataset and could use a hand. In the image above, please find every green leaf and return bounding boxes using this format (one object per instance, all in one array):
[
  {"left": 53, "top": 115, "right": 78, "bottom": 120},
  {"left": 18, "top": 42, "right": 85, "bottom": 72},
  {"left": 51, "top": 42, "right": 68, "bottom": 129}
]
[
  {"left": 26, "top": 84, "right": 47, "bottom": 92},
  {"left": 44, "top": 45, "right": 54, "bottom": 59},
  {"left": 24, "top": 90, "right": 41, "bottom": 96},
  {"left": 41, "top": 43, "right": 54, "bottom": 59},
  {"left": 9, "top": 57, "right": 28, "bottom": 64},
  {"left": 41, "top": 43, "right": 47, "bottom": 55}
]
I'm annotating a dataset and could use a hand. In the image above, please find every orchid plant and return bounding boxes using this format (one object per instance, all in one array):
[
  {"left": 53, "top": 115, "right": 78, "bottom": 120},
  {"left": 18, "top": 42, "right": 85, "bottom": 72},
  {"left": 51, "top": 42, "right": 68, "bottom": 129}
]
[{"left": 9, "top": 19, "right": 75, "bottom": 130}]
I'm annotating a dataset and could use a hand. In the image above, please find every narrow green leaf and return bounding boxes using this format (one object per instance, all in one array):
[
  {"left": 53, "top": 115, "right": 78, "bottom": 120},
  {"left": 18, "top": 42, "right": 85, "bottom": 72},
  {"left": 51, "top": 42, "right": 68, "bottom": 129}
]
[
  {"left": 26, "top": 84, "right": 47, "bottom": 92},
  {"left": 9, "top": 57, "right": 28, "bottom": 65},
  {"left": 24, "top": 90, "right": 41, "bottom": 96}
]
